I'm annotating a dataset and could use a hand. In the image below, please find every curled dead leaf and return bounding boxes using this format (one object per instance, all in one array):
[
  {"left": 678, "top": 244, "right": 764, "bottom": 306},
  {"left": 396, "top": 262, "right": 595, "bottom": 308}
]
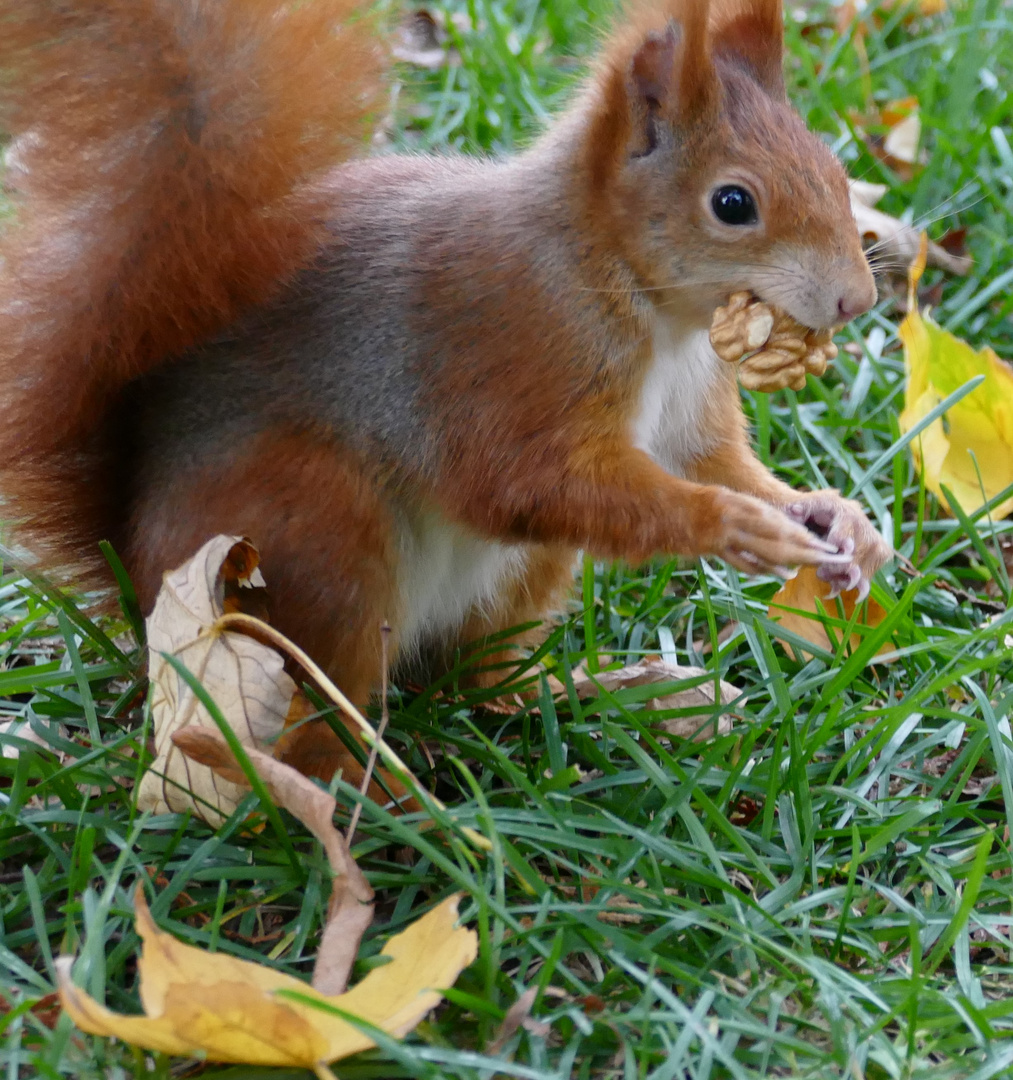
[
  {"left": 139, "top": 535, "right": 487, "bottom": 848},
  {"left": 137, "top": 536, "right": 292, "bottom": 825},
  {"left": 172, "top": 725, "right": 374, "bottom": 996},
  {"left": 486, "top": 987, "right": 549, "bottom": 1055},
  {"left": 65, "top": 706, "right": 476, "bottom": 1069},
  {"left": 850, "top": 180, "right": 972, "bottom": 277}
]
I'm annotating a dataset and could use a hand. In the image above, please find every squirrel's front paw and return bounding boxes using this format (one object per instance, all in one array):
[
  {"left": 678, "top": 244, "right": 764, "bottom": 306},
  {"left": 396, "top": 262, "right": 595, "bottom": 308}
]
[
  {"left": 783, "top": 491, "right": 891, "bottom": 599},
  {"left": 703, "top": 490, "right": 855, "bottom": 577}
]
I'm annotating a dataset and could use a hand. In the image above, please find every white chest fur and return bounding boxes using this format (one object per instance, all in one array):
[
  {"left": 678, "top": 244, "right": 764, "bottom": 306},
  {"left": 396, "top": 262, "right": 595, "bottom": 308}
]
[
  {"left": 631, "top": 312, "right": 722, "bottom": 475},
  {"left": 393, "top": 314, "right": 721, "bottom": 652},
  {"left": 395, "top": 509, "right": 528, "bottom": 654}
]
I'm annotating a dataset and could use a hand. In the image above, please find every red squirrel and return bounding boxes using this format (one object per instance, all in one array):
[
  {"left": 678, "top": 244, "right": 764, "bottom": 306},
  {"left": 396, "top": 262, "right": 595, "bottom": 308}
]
[{"left": 0, "top": 0, "right": 889, "bottom": 777}]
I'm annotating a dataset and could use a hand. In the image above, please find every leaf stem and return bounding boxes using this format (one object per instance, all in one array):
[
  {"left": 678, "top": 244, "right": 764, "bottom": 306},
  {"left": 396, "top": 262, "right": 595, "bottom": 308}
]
[{"left": 347, "top": 623, "right": 392, "bottom": 841}]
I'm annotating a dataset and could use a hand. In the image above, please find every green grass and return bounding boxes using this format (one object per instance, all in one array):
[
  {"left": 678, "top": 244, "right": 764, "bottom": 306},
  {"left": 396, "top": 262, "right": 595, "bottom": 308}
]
[{"left": 3, "top": 0, "right": 1013, "bottom": 1076}]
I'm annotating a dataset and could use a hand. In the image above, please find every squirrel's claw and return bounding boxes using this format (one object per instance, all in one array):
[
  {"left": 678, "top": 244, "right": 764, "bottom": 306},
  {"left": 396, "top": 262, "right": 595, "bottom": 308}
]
[
  {"left": 786, "top": 491, "right": 890, "bottom": 602},
  {"left": 817, "top": 560, "right": 864, "bottom": 600}
]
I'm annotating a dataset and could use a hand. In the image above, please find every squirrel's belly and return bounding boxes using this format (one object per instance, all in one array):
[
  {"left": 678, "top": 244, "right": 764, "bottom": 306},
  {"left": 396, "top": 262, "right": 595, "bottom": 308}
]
[
  {"left": 394, "top": 508, "right": 529, "bottom": 654},
  {"left": 632, "top": 319, "right": 721, "bottom": 474}
]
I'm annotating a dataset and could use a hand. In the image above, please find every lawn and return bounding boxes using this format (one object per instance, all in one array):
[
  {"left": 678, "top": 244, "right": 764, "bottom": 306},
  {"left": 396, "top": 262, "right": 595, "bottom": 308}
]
[{"left": 2, "top": 0, "right": 1013, "bottom": 1077}]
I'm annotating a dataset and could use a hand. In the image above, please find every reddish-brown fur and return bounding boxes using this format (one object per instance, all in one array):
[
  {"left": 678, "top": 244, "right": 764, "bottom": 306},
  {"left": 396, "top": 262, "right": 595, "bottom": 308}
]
[
  {"left": 0, "top": 0, "right": 889, "bottom": 783},
  {"left": 0, "top": 0, "right": 384, "bottom": 585},
  {"left": 127, "top": 428, "right": 403, "bottom": 782},
  {"left": 127, "top": 430, "right": 396, "bottom": 684}
]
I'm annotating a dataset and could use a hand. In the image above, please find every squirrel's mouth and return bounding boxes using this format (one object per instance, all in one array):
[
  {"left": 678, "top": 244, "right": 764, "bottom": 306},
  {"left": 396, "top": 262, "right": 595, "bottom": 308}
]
[
  {"left": 746, "top": 290, "right": 828, "bottom": 335},
  {"left": 709, "top": 291, "right": 839, "bottom": 391}
]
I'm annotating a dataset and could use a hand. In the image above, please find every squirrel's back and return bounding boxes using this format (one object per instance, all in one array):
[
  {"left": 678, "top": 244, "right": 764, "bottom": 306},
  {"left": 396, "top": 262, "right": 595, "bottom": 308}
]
[
  {"left": 0, "top": 0, "right": 385, "bottom": 588},
  {"left": 118, "top": 146, "right": 643, "bottom": 610}
]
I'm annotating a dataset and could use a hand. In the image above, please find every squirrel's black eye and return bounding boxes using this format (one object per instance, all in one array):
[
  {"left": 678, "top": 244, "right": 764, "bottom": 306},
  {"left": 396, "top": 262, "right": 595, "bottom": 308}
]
[{"left": 710, "top": 185, "right": 758, "bottom": 226}]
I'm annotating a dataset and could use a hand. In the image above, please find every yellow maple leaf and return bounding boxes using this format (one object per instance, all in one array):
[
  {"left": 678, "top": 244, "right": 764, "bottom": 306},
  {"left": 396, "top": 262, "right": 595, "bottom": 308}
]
[
  {"left": 898, "top": 241, "right": 1013, "bottom": 519},
  {"left": 57, "top": 885, "right": 477, "bottom": 1076}
]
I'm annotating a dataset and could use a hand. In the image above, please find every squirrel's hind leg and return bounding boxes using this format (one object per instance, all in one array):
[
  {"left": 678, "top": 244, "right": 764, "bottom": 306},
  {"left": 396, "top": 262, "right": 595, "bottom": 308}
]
[
  {"left": 448, "top": 544, "right": 577, "bottom": 696},
  {"left": 125, "top": 428, "right": 407, "bottom": 794}
]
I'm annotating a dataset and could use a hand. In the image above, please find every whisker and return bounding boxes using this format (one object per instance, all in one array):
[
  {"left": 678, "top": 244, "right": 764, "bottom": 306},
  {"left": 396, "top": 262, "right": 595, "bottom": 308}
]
[
  {"left": 861, "top": 184, "right": 982, "bottom": 257},
  {"left": 866, "top": 257, "right": 917, "bottom": 271}
]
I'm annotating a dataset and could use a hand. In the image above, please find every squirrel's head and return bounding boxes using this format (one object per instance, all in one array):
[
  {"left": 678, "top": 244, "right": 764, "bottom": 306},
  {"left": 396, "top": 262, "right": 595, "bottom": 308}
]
[{"left": 581, "top": 0, "right": 876, "bottom": 330}]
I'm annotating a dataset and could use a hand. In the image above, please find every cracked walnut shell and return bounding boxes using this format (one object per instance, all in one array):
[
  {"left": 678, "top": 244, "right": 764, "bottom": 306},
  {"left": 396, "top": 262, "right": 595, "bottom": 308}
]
[{"left": 710, "top": 291, "right": 839, "bottom": 392}]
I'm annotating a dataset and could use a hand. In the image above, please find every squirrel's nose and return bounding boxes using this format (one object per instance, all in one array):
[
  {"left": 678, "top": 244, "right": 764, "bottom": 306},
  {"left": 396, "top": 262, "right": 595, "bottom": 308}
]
[{"left": 836, "top": 277, "right": 877, "bottom": 322}]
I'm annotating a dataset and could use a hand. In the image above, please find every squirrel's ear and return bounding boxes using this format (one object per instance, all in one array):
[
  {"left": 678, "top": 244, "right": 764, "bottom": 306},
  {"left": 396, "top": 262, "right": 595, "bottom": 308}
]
[
  {"left": 630, "top": 4, "right": 715, "bottom": 122},
  {"left": 631, "top": 24, "right": 678, "bottom": 107},
  {"left": 710, "top": 0, "right": 786, "bottom": 99}
]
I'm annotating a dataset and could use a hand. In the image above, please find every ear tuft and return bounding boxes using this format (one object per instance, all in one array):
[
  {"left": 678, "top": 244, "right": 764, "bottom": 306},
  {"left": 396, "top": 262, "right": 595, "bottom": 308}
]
[
  {"left": 629, "top": 1, "right": 715, "bottom": 120},
  {"left": 710, "top": 0, "right": 785, "bottom": 97}
]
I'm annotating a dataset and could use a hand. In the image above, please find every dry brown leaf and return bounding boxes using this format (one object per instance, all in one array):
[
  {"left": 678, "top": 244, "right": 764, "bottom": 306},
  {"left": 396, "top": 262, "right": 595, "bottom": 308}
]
[
  {"left": 137, "top": 535, "right": 295, "bottom": 826},
  {"left": 137, "top": 537, "right": 421, "bottom": 828},
  {"left": 880, "top": 97, "right": 922, "bottom": 169},
  {"left": 768, "top": 566, "right": 890, "bottom": 659},
  {"left": 60, "top": 719, "right": 477, "bottom": 1070},
  {"left": 486, "top": 987, "right": 549, "bottom": 1055},
  {"left": 850, "top": 98, "right": 925, "bottom": 180},
  {"left": 835, "top": 0, "right": 946, "bottom": 34},
  {"left": 392, "top": 8, "right": 449, "bottom": 69},
  {"left": 172, "top": 726, "right": 374, "bottom": 996},
  {"left": 571, "top": 660, "right": 741, "bottom": 740},
  {"left": 208, "top": 612, "right": 488, "bottom": 849},
  {"left": 0, "top": 718, "right": 64, "bottom": 761},
  {"left": 850, "top": 181, "right": 972, "bottom": 277},
  {"left": 138, "top": 535, "right": 488, "bottom": 850}
]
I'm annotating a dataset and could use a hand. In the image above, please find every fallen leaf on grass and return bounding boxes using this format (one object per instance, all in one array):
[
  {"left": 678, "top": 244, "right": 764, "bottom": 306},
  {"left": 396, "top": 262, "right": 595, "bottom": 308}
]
[
  {"left": 486, "top": 987, "right": 550, "bottom": 1055},
  {"left": 729, "top": 794, "right": 760, "bottom": 828},
  {"left": 0, "top": 718, "right": 65, "bottom": 761},
  {"left": 571, "top": 660, "right": 740, "bottom": 740},
  {"left": 849, "top": 181, "right": 972, "bottom": 277},
  {"left": 768, "top": 567, "right": 889, "bottom": 658},
  {"left": 835, "top": 0, "right": 946, "bottom": 34},
  {"left": 848, "top": 97, "right": 926, "bottom": 181},
  {"left": 172, "top": 725, "right": 374, "bottom": 996},
  {"left": 57, "top": 885, "right": 476, "bottom": 1073},
  {"left": 60, "top": 725, "right": 476, "bottom": 1072},
  {"left": 392, "top": 9, "right": 449, "bottom": 68},
  {"left": 898, "top": 242, "right": 1013, "bottom": 519},
  {"left": 0, "top": 991, "right": 61, "bottom": 1034},
  {"left": 880, "top": 96, "right": 921, "bottom": 171},
  {"left": 136, "top": 535, "right": 296, "bottom": 825},
  {"left": 136, "top": 536, "right": 439, "bottom": 834}
]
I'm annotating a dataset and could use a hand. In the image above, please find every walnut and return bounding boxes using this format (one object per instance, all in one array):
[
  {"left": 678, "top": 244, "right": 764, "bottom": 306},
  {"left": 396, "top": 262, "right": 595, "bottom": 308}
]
[{"left": 709, "top": 291, "right": 839, "bottom": 392}]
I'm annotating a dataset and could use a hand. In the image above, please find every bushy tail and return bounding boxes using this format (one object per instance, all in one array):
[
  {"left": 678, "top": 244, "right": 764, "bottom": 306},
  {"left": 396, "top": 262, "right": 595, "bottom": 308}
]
[{"left": 0, "top": 0, "right": 385, "bottom": 590}]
